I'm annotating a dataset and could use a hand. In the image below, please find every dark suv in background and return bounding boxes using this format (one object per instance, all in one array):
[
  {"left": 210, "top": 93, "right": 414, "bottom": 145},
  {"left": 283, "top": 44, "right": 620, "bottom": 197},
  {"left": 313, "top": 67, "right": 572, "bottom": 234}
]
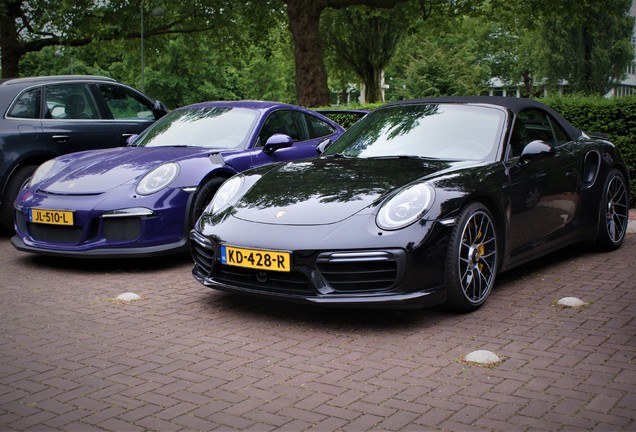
[{"left": 0, "top": 75, "right": 168, "bottom": 232}]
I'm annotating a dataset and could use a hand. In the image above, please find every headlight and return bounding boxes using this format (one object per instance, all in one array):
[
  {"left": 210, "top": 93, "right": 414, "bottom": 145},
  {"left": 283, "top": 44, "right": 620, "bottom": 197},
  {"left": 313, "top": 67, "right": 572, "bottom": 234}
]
[
  {"left": 136, "top": 162, "right": 179, "bottom": 195},
  {"left": 376, "top": 183, "right": 435, "bottom": 230},
  {"left": 28, "top": 159, "right": 57, "bottom": 187},
  {"left": 205, "top": 175, "right": 244, "bottom": 214}
]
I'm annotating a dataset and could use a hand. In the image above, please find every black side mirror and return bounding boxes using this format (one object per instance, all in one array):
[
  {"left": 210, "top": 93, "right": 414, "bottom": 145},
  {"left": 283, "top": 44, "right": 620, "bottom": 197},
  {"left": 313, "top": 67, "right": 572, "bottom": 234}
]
[
  {"left": 263, "top": 133, "right": 293, "bottom": 155},
  {"left": 153, "top": 100, "right": 169, "bottom": 119},
  {"left": 316, "top": 138, "right": 332, "bottom": 154},
  {"left": 518, "top": 140, "right": 555, "bottom": 165}
]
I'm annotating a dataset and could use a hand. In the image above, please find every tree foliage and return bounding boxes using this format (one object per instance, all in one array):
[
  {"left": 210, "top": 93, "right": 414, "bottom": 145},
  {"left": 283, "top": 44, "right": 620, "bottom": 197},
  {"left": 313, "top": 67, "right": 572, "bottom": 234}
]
[
  {"left": 536, "top": 0, "right": 634, "bottom": 95},
  {"left": 321, "top": 4, "right": 412, "bottom": 103},
  {"left": 466, "top": 0, "right": 542, "bottom": 96},
  {"left": 2, "top": 0, "right": 635, "bottom": 108},
  {"left": 481, "top": 0, "right": 634, "bottom": 96},
  {"left": 386, "top": 14, "right": 491, "bottom": 98},
  {"left": 0, "top": 0, "right": 283, "bottom": 78}
]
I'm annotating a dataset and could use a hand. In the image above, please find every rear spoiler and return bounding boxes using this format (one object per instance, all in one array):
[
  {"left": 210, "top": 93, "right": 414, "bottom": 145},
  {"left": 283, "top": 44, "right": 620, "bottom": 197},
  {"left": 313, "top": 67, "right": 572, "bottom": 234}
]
[{"left": 583, "top": 131, "right": 610, "bottom": 140}]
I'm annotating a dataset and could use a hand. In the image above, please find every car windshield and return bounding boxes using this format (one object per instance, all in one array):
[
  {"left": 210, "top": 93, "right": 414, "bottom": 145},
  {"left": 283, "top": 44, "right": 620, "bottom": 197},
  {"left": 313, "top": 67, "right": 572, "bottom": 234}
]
[
  {"left": 132, "top": 107, "right": 259, "bottom": 149},
  {"left": 325, "top": 103, "right": 506, "bottom": 161}
]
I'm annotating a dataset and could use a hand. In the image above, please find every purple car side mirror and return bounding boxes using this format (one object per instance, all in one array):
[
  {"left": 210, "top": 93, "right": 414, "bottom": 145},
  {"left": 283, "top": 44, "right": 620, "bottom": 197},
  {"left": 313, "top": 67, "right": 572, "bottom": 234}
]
[{"left": 263, "top": 133, "right": 293, "bottom": 155}]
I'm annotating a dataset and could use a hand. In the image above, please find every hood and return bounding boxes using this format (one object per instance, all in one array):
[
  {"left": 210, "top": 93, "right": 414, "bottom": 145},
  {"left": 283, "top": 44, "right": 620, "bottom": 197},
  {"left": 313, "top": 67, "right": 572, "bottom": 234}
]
[
  {"left": 39, "top": 147, "right": 213, "bottom": 194},
  {"left": 232, "top": 156, "right": 464, "bottom": 225}
]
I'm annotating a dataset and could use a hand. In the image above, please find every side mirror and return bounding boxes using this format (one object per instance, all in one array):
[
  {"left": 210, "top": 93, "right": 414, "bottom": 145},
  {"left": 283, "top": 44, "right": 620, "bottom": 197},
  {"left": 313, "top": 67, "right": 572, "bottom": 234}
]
[
  {"left": 152, "top": 100, "right": 168, "bottom": 119},
  {"left": 518, "top": 140, "right": 555, "bottom": 165},
  {"left": 263, "top": 133, "right": 293, "bottom": 155},
  {"left": 316, "top": 138, "right": 332, "bottom": 154},
  {"left": 126, "top": 134, "right": 139, "bottom": 145}
]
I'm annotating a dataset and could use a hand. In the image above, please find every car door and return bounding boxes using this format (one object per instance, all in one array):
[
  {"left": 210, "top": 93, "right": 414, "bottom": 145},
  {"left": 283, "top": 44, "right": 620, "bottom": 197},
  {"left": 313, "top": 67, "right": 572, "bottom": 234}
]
[
  {"left": 93, "top": 83, "right": 161, "bottom": 146},
  {"left": 3, "top": 87, "right": 44, "bottom": 157},
  {"left": 249, "top": 110, "right": 338, "bottom": 167},
  {"left": 42, "top": 83, "right": 118, "bottom": 153},
  {"left": 506, "top": 108, "right": 579, "bottom": 259}
]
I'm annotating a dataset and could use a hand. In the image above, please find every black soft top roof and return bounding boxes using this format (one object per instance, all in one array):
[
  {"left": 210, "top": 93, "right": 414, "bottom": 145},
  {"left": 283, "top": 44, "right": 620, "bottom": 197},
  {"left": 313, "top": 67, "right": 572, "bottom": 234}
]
[{"left": 385, "top": 96, "right": 582, "bottom": 140}]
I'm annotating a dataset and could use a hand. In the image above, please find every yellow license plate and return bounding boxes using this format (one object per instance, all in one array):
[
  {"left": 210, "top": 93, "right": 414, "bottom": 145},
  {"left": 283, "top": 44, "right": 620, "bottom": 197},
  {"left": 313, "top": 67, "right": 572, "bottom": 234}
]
[
  {"left": 221, "top": 245, "right": 291, "bottom": 272},
  {"left": 29, "top": 208, "right": 74, "bottom": 226}
]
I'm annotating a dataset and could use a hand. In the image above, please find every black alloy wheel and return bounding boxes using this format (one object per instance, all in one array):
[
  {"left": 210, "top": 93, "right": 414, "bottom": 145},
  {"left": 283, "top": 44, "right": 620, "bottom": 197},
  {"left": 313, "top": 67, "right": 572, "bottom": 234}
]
[
  {"left": 596, "top": 169, "right": 629, "bottom": 250},
  {"left": 445, "top": 202, "right": 498, "bottom": 313}
]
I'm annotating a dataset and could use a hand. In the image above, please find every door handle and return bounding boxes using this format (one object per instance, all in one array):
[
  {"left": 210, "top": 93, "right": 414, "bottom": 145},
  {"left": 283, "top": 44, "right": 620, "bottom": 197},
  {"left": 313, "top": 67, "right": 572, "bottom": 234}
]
[{"left": 52, "top": 135, "right": 70, "bottom": 143}]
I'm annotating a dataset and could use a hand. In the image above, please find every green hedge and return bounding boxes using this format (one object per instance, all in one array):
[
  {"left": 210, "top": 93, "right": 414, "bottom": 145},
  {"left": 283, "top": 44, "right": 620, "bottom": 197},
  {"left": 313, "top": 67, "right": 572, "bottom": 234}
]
[
  {"left": 321, "top": 97, "right": 636, "bottom": 205},
  {"left": 315, "top": 103, "right": 382, "bottom": 129}
]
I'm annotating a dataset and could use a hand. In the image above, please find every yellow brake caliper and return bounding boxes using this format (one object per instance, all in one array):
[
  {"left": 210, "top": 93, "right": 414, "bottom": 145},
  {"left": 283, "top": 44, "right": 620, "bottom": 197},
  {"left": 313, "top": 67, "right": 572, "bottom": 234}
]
[{"left": 476, "top": 230, "right": 484, "bottom": 272}]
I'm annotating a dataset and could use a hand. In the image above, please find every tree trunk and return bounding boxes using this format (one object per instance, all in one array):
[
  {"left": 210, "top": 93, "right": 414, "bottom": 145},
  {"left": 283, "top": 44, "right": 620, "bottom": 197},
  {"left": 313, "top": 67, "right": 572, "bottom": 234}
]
[
  {"left": 362, "top": 68, "right": 383, "bottom": 103},
  {"left": 284, "top": 0, "right": 331, "bottom": 107},
  {"left": 522, "top": 70, "right": 533, "bottom": 97},
  {"left": 0, "top": 1, "right": 23, "bottom": 78}
]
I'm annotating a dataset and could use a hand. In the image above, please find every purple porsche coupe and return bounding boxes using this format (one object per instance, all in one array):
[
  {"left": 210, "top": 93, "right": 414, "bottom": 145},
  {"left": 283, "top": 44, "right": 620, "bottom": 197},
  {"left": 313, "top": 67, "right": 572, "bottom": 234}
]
[{"left": 12, "top": 101, "right": 350, "bottom": 258}]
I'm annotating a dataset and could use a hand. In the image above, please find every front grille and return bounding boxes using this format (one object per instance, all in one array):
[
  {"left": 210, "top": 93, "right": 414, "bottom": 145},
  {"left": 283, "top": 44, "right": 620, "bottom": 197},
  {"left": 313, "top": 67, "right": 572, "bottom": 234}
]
[
  {"left": 29, "top": 224, "right": 83, "bottom": 244},
  {"left": 103, "top": 217, "right": 141, "bottom": 241},
  {"left": 215, "top": 266, "right": 313, "bottom": 295},
  {"left": 316, "top": 251, "right": 399, "bottom": 292}
]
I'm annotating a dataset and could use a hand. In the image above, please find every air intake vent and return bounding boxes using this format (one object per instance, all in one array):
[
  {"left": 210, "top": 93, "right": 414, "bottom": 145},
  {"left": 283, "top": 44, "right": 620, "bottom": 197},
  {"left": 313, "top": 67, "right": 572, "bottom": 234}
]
[
  {"left": 582, "top": 151, "right": 600, "bottom": 188},
  {"left": 190, "top": 231, "right": 215, "bottom": 276},
  {"left": 316, "top": 251, "right": 401, "bottom": 292}
]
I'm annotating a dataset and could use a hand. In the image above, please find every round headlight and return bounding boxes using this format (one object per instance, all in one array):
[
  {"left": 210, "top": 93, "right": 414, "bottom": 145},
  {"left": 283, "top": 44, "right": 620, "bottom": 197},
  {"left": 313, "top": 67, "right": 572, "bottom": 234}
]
[
  {"left": 28, "top": 159, "right": 57, "bottom": 187},
  {"left": 206, "top": 175, "right": 244, "bottom": 214},
  {"left": 376, "top": 183, "right": 435, "bottom": 230},
  {"left": 136, "top": 162, "right": 179, "bottom": 195}
]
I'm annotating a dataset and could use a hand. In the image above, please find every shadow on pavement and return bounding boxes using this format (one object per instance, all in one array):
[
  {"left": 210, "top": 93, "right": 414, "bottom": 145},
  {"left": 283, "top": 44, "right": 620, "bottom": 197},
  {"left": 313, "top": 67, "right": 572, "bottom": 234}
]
[
  {"left": 202, "top": 291, "right": 452, "bottom": 331},
  {"left": 17, "top": 250, "right": 193, "bottom": 273},
  {"left": 195, "top": 240, "right": 610, "bottom": 330}
]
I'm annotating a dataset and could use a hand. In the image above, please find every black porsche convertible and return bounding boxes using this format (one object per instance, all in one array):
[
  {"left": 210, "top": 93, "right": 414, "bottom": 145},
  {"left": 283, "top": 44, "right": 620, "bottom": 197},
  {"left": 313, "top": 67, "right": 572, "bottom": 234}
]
[{"left": 190, "top": 96, "right": 630, "bottom": 312}]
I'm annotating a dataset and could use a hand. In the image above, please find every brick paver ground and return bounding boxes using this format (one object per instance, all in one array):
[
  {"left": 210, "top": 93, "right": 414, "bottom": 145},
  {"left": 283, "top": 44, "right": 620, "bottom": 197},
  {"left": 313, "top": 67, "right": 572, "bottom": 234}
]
[{"left": 0, "top": 228, "right": 634, "bottom": 431}]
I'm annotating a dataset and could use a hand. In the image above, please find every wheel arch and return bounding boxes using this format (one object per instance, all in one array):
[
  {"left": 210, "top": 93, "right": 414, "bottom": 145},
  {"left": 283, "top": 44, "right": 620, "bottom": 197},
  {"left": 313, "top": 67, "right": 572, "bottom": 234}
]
[
  {"left": 184, "top": 170, "right": 235, "bottom": 233},
  {"left": 1, "top": 153, "right": 52, "bottom": 198},
  {"left": 613, "top": 163, "right": 631, "bottom": 197}
]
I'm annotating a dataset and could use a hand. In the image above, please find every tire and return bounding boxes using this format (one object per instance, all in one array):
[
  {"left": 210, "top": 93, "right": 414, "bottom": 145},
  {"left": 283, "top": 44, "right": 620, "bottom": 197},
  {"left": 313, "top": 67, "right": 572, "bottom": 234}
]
[
  {"left": 1, "top": 165, "right": 38, "bottom": 233},
  {"left": 188, "top": 177, "right": 226, "bottom": 229},
  {"left": 444, "top": 202, "right": 499, "bottom": 313},
  {"left": 595, "top": 169, "right": 629, "bottom": 250}
]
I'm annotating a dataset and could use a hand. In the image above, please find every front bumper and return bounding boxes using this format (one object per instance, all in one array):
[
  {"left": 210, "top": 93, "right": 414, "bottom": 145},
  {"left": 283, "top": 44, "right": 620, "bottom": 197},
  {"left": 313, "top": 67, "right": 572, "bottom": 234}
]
[
  {"left": 11, "top": 234, "right": 188, "bottom": 258},
  {"left": 189, "top": 215, "right": 452, "bottom": 309},
  {"left": 13, "top": 188, "right": 193, "bottom": 258}
]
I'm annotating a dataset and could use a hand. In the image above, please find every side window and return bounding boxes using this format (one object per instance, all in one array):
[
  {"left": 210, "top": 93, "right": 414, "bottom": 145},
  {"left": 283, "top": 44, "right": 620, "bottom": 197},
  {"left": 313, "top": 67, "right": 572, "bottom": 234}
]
[
  {"left": 508, "top": 109, "right": 566, "bottom": 158},
  {"left": 8, "top": 88, "right": 41, "bottom": 119},
  {"left": 97, "top": 84, "right": 154, "bottom": 120},
  {"left": 508, "top": 120, "right": 528, "bottom": 159},
  {"left": 548, "top": 116, "right": 570, "bottom": 145},
  {"left": 44, "top": 84, "right": 99, "bottom": 119},
  {"left": 259, "top": 110, "right": 306, "bottom": 145},
  {"left": 304, "top": 113, "right": 335, "bottom": 139}
]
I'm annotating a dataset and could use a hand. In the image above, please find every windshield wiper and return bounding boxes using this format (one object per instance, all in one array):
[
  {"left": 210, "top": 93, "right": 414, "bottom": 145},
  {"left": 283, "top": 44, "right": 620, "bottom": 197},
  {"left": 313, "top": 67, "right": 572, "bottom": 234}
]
[{"left": 365, "top": 155, "right": 437, "bottom": 160}]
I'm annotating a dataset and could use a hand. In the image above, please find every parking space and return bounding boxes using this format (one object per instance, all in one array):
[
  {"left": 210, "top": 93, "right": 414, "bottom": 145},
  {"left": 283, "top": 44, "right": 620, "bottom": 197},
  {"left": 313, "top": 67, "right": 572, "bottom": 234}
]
[{"left": 0, "top": 228, "right": 634, "bottom": 431}]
